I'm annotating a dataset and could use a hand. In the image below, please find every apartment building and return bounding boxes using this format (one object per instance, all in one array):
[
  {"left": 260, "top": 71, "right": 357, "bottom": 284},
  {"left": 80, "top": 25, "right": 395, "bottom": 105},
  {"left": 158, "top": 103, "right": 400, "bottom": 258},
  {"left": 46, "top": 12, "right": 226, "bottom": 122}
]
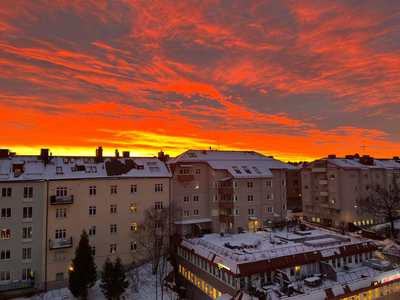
[
  {"left": 0, "top": 148, "right": 171, "bottom": 293},
  {"left": 172, "top": 229, "right": 400, "bottom": 300},
  {"left": 301, "top": 154, "right": 400, "bottom": 229},
  {"left": 169, "top": 150, "right": 297, "bottom": 235}
]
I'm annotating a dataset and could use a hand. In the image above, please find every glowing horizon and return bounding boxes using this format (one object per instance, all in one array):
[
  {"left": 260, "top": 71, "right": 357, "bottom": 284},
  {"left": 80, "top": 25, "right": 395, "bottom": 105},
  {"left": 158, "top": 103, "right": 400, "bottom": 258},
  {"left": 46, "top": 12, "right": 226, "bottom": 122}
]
[{"left": 1, "top": 1, "right": 400, "bottom": 162}]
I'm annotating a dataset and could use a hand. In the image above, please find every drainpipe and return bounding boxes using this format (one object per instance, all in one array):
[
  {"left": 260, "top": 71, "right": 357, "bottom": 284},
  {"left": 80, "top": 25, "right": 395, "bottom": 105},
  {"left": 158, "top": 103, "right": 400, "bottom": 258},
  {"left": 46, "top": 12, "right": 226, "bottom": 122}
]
[
  {"left": 260, "top": 178, "right": 263, "bottom": 232},
  {"left": 45, "top": 179, "right": 49, "bottom": 291}
]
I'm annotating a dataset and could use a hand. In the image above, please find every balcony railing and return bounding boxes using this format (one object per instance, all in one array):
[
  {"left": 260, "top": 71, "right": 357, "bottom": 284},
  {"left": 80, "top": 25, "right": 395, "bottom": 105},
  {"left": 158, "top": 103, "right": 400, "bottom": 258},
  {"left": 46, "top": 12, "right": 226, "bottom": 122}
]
[
  {"left": 219, "top": 188, "right": 234, "bottom": 195},
  {"left": 219, "top": 201, "right": 234, "bottom": 209},
  {"left": 319, "top": 179, "right": 328, "bottom": 185},
  {"left": 0, "top": 279, "right": 34, "bottom": 292},
  {"left": 219, "top": 215, "right": 234, "bottom": 223},
  {"left": 312, "top": 168, "right": 327, "bottom": 173},
  {"left": 178, "top": 174, "right": 194, "bottom": 182},
  {"left": 319, "top": 191, "right": 329, "bottom": 196},
  {"left": 49, "top": 237, "right": 73, "bottom": 250},
  {"left": 50, "top": 195, "right": 74, "bottom": 205}
]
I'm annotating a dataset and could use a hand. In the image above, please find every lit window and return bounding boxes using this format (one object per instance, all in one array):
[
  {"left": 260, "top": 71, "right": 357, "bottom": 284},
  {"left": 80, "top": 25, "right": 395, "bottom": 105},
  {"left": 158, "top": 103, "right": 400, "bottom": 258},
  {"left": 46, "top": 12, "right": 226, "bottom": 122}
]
[
  {"left": 1, "top": 229, "right": 11, "bottom": 239},
  {"left": 110, "top": 244, "right": 117, "bottom": 254},
  {"left": 193, "top": 182, "right": 199, "bottom": 189},
  {"left": 131, "top": 203, "right": 137, "bottom": 213},
  {"left": 130, "top": 222, "right": 137, "bottom": 232}
]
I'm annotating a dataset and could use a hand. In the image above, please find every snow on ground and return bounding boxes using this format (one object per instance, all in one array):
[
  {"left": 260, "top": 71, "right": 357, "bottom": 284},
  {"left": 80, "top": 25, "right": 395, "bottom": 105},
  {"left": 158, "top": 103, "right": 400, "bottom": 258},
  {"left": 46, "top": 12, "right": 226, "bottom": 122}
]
[{"left": 15, "top": 258, "right": 178, "bottom": 300}]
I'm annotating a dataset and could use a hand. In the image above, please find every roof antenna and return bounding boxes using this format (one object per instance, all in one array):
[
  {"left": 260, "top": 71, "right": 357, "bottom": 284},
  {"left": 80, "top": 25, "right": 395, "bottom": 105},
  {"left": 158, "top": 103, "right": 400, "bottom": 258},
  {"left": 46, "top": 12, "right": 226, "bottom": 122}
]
[
  {"left": 362, "top": 139, "right": 366, "bottom": 156},
  {"left": 218, "top": 137, "right": 220, "bottom": 151}
]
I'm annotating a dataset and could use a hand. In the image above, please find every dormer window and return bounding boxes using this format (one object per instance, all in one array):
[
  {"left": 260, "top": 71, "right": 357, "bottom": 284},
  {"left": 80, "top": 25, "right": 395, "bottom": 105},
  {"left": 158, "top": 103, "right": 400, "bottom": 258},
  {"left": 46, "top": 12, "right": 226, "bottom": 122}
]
[
  {"left": 242, "top": 166, "right": 251, "bottom": 174},
  {"left": 83, "top": 158, "right": 89, "bottom": 163},
  {"left": 188, "top": 153, "right": 197, "bottom": 157},
  {"left": 56, "top": 167, "right": 63, "bottom": 174},
  {"left": 252, "top": 167, "right": 261, "bottom": 174},
  {"left": 232, "top": 166, "right": 241, "bottom": 174},
  {"left": 91, "top": 166, "right": 97, "bottom": 173}
]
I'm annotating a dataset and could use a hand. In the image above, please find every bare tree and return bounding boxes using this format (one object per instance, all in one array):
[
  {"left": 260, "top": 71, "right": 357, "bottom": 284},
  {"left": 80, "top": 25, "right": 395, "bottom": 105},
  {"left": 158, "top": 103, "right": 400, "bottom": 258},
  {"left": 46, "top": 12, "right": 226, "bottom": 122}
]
[
  {"left": 359, "top": 179, "right": 400, "bottom": 238},
  {"left": 131, "top": 202, "right": 181, "bottom": 300}
]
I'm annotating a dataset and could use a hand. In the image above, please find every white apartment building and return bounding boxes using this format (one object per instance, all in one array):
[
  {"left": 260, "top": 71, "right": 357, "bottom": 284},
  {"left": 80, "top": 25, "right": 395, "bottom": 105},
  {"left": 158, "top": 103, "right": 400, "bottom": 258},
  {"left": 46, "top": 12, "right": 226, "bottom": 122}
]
[
  {"left": 0, "top": 148, "right": 171, "bottom": 294},
  {"left": 301, "top": 154, "right": 400, "bottom": 230},
  {"left": 169, "top": 150, "right": 298, "bottom": 235}
]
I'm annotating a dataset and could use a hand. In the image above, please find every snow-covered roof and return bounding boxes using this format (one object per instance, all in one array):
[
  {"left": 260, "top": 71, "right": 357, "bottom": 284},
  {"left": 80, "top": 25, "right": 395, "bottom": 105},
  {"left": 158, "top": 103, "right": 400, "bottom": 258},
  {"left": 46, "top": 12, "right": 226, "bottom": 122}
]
[
  {"left": 169, "top": 150, "right": 297, "bottom": 178},
  {"left": 0, "top": 155, "right": 171, "bottom": 181},
  {"left": 304, "top": 157, "right": 400, "bottom": 170}
]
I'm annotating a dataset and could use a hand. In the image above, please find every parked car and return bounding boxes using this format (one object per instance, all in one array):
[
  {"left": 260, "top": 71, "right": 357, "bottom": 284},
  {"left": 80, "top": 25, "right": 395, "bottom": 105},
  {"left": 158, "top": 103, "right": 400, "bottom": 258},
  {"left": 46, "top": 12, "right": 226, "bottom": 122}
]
[{"left": 292, "top": 207, "right": 303, "bottom": 213}]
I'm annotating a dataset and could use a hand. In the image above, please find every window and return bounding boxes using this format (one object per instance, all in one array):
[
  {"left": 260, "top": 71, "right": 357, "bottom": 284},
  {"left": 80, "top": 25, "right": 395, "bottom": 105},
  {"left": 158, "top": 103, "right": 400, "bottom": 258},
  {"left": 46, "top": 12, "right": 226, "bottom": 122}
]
[
  {"left": 335, "top": 209, "right": 340, "bottom": 215},
  {"left": 314, "top": 174, "right": 318, "bottom": 179},
  {"left": 194, "top": 209, "right": 199, "bottom": 216},
  {"left": 211, "top": 209, "right": 219, "bottom": 216},
  {"left": 247, "top": 181, "right": 254, "bottom": 189},
  {"left": 149, "top": 166, "right": 160, "bottom": 173},
  {"left": 184, "top": 210, "right": 190, "bottom": 217},
  {"left": 131, "top": 241, "right": 137, "bottom": 252},
  {"left": 283, "top": 204, "right": 287, "bottom": 210},
  {"left": 1, "top": 187, "right": 12, "bottom": 197},
  {"left": 23, "top": 207, "right": 33, "bottom": 219},
  {"left": 183, "top": 196, "right": 190, "bottom": 203},
  {"left": 304, "top": 174, "right": 309, "bottom": 179},
  {"left": 1, "top": 229, "right": 11, "bottom": 239},
  {"left": 111, "top": 185, "right": 118, "bottom": 195},
  {"left": 86, "top": 225, "right": 96, "bottom": 236},
  {"left": 56, "top": 187, "right": 67, "bottom": 197},
  {"left": 22, "top": 268, "right": 32, "bottom": 280},
  {"left": 55, "top": 229, "right": 66, "bottom": 240},
  {"left": 349, "top": 174, "right": 355, "bottom": 178},
  {"left": 1, "top": 271, "right": 10, "bottom": 281},
  {"left": 331, "top": 198, "right": 336, "bottom": 204},
  {"left": 91, "top": 246, "right": 96, "bottom": 257},
  {"left": 131, "top": 203, "right": 137, "bottom": 213},
  {"left": 211, "top": 182, "right": 218, "bottom": 188},
  {"left": 155, "top": 202, "right": 163, "bottom": 211},
  {"left": 267, "top": 193, "right": 273, "bottom": 200},
  {"left": 56, "top": 272, "right": 64, "bottom": 281},
  {"left": 89, "top": 186, "right": 96, "bottom": 196},
  {"left": 156, "top": 237, "right": 163, "bottom": 247},
  {"left": 364, "top": 174, "right": 368, "bottom": 179},
  {"left": 268, "top": 207, "right": 273, "bottom": 213},
  {"left": 155, "top": 184, "right": 163, "bottom": 192},
  {"left": 193, "top": 195, "right": 199, "bottom": 202},
  {"left": 315, "top": 196, "right": 319, "bottom": 201},
  {"left": 130, "top": 222, "right": 137, "bottom": 232},
  {"left": 1, "top": 208, "right": 11, "bottom": 218},
  {"left": 283, "top": 192, "right": 286, "bottom": 198},
  {"left": 248, "top": 195, "right": 254, "bottom": 202},
  {"left": 23, "top": 187, "right": 33, "bottom": 199},
  {"left": 242, "top": 166, "right": 252, "bottom": 174},
  {"left": 314, "top": 186, "right": 319, "bottom": 190},
  {"left": 110, "top": 244, "right": 117, "bottom": 254},
  {"left": 293, "top": 180, "right": 299, "bottom": 185},
  {"left": 330, "top": 174, "right": 335, "bottom": 180},
  {"left": 155, "top": 221, "right": 163, "bottom": 229},
  {"left": 315, "top": 207, "right": 320, "bottom": 213},
  {"left": 193, "top": 182, "right": 199, "bottom": 189},
  {"left": 212, "top": 195, "right": 218, "bottom": 202},
  {"left": 304, "top": 185, "right": 309, "bottom": 190},
  {"left": 110, "top": 224, "right": 117, "bottom": 234},
  {"left": 22, "top": 227, "right": 31, "bottom": 239},
  {"left": 248, "top": 208, "right": 254, "bottom": 216},
  {"left": 180, "top": 168, "right": 189, "bottom": 174},
  {"left": 89, "top": 206, "right": 97, "bottom": 216},
  {"left": 0, "top": 250, "right": 10, "bottom": 260},
  {"left": 183, "top": 182, "right": 190, "bottom": 189},
  {"left": 196, "top": 168, "right": 201, "bottom": 175},
  {"left": 131, "top": 184, "right": 137, "bottom": 194},
  {"left": 232, "top": 166, "right": 241, "bottom": 174},
  {"left": 110, "top": 205, "right": 117, "bottom": 214},
  {"left": 307, "top": 207, "right": 313, "bottom": 212},
  {"left": 56, "top": 208, "right": 67, "bottom": 218},
  {"left": 22, "top": 247, "right": 32, "bottom": 260},
  {"left": 282, "top": 180, "right": 286, "bottom": 186},
  {"left": 326, "top": 208, "right": 330, "bottom": 214}
]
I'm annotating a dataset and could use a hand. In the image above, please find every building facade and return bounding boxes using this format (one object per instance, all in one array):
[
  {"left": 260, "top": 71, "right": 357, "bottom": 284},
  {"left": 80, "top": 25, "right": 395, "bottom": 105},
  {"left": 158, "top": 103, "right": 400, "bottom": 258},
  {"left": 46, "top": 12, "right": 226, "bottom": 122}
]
[
  {"left": 301, "top": 155, "right": 400, "bottom": 229},
  {"left": 169, "top": 150, "right": 298, "bottom": 235}
]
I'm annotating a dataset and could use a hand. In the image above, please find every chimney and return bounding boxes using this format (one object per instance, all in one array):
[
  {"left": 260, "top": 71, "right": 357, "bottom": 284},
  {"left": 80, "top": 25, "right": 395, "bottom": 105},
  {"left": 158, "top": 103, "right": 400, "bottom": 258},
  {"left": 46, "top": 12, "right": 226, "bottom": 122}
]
[
  {"left": 0, "top": 149, "right": 10, "bottom": 158},
  {"left": 360, "top": 156, "right": 367, "bottom": 165},
  {"left": 354, "top": 153, "right": 360, "bottom": 159},
  {"left": 345, "top": 155, "right": 354, "bottom": 160},
  {"left": 95, "top": 146, "right": 103, "bottom": 163},
  {"left": 393, "top": 156, "right": 399, "bottom": 160},
  {"left": 115, "top": 149, "right": 119, "bottom": 158},
  {"left": 158, "top": 151, "right": 164, "bottom": 161},
  {"left": 39, "top": 149, "right": 49, "bottom": 161},
  {"left": 366, "top": 157, "right": 374, "bottom": 166},
  {"left": 268, "top": 156, "right": 274, "bottom": 159},
  {"left": 123, "top": 151, "right": 130, "bottom": 158},
  {"left": 328, "top": 154, "right": 336, "bottom": 159}
]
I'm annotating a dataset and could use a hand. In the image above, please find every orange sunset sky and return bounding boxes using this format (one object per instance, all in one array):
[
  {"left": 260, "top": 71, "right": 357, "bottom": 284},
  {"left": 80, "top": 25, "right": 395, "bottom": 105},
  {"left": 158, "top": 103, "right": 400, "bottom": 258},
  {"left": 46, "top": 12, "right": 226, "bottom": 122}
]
[{"left": 1, "top": 1, "right": 400, "bottom": 162}]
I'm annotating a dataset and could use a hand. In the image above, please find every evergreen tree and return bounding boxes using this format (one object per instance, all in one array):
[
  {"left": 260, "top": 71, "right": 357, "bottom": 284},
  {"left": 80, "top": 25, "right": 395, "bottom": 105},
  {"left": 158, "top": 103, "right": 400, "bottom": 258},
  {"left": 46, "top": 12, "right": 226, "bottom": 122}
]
[
  {"left": 100, "top": 257, "right": 114, "bottom": 300},
  {"left": 111, "top": 256, "right": 129, "bottom": 299},
  {"left": 68, "top": 229, "right": 97, "bottom": 300}
]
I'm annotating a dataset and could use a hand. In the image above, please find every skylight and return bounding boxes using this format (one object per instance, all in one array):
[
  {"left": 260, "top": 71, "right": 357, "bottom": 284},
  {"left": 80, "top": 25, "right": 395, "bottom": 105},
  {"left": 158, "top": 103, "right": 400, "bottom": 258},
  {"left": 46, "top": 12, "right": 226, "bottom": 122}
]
[
  {"left": 188, "top": 153, "right": 197, "bottom": 157},
  {"left": 232, "top": 166, "right": 241, "bottom": 174},
  {"left": 242, "top": 166, "right": 252, "bottom": 174},
  {"left": 252, "top": 167, "right": 262, "bottom": 174}
]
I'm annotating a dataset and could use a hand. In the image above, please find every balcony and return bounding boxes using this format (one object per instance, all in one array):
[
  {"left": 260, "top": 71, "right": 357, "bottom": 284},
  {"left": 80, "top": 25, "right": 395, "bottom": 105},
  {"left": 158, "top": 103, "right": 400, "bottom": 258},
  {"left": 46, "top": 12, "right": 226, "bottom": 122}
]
[
  {"left": 50, "top": 195, "right": 74, "bottom": 205},
  {"left": 0, "top": 279, "right": 34, "bottom": 292},
  {"left": 219, "top": 216, "right": 234, "bottom": 223},
  {"left": 178, "top": 174, "right": 194, "bottom": 182},
  {"left": 312, "top": 168, "right": 327, "bottom": 173},
  {"left": 319, "top": 179, "right": 328, "bottom": 185},
  {"left": 320, "top": 201, "right": 329, "bottom": 208},
  {"left": 219, "top": 202, "right": 234, "bottom": 209},
  {"left": 320, "top": 191, "right": 329, "bottom": 196},
  {"left": 219, "top": 188, "right": 234, "bottom": 195},
  {"left": 49, "top": 237, "right": 73, "bottom": 250}
]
